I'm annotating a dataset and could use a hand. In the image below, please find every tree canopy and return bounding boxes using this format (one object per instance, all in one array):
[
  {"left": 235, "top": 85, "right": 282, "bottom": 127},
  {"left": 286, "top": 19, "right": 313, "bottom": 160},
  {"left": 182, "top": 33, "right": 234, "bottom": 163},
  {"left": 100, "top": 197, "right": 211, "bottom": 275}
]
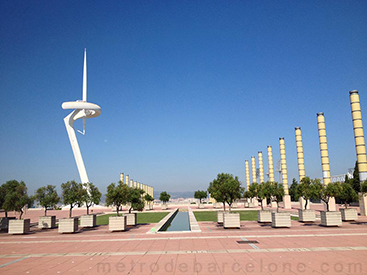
[
  {"left": 128, "top": 188, "right": 145, "bottom": 213},
  {"left": 80, "top": 183, "right": 102, "bottom": 215},
  {"left": 159, "top": 191, "right": 170, "bottom": 204},
  {"left": 194, "top": 190, "right": 207, "bottom": 203},
  {"left": 106, "top": 182, "right": 129, "bottom": 216},
  {"left": 289, "top": 178, "right": 300, "bottom": 201},
  {"left": 35, "top": 185, "right": 60, "bottom": 216},
  {"left": 61, "top": 180, "right": 84, "bottom": 218},
  {"left": 208, "top": 173, "right": 243, "bottom": 212},
  {"left": 248, "top": 181, "right": 271, "bottom": 210},
  {"left": 314, "top": 181, "right": 342, "bottom": 211},
  {"left": 1, "top": 180, "right": 31, "bottom": 219},
  {"left": 269, "top": 182, "right": 284, "bottom": 212},
  {"left": 297, "top": 177, "right": 319, "bottom": 210},
  {"left": 339, "top": 181, "right": 358, "bottom": 209}
]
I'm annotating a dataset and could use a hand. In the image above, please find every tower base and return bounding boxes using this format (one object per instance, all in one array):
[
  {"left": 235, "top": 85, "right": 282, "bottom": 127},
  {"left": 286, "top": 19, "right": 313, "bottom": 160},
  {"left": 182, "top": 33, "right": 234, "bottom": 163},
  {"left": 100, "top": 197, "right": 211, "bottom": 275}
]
[
  {"left": 359, "top": 193, "right": 367, "bottom": 216},
  {"left": 299, "top": 197, "right": 310, "bottom": 210},
  {"left": 323, "top": 197, "right": 336, "bottom": 211},
  {"left": 283, "top": 195, "right": 291, "bottom": 209}
]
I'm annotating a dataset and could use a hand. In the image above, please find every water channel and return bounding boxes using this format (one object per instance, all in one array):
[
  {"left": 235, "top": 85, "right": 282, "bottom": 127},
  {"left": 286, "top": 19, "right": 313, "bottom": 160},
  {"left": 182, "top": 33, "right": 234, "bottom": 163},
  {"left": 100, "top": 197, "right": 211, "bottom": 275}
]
[{"left": 159, "top": 210, "right": 190, "bottom": 232}]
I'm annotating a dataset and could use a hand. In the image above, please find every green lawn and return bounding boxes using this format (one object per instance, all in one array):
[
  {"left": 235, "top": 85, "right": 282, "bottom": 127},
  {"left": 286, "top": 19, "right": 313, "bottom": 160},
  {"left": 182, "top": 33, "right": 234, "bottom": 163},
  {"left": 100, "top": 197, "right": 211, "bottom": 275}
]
[
  {"left": 96, "top": 212, "right": 169, "bottom": 225},
  {"left": 194, "top": 211, "right": 298, "bottom": 221}
]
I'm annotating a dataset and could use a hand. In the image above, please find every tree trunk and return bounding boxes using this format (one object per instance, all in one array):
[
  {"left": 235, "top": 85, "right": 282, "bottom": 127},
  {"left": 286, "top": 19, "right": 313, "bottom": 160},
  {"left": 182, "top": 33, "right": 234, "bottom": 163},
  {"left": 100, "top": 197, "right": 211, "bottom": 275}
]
[
  {"left": 5, "top": 211, "right": 7, "bottom": 218},
  {"left": 19, "top": 208, "right": 23, "bottom": 219},
  {"left": 69, "top": 206, "right": 72, "bottom": 218},
  {"left": 304, "top": 198, "right": 308, "bottom": 210},
  {"left": 45, "top": 208, "right": 47, "bottom": 216},
  {"left": 276, "top": 202, "right": 279, "bottom": 212},
  {"left": 129, "top": 207, "right": 132, "bottom": 213},
  {"left": 87, "top": 205, "right": 89, "bottom": 215},
  {"left": 223, "top": 202, "right": 226, "bottom": 211},
  {"left": 260, "top": 199, "right": 264, "bottom": 210},
  {"left": 116, "top": 205, "right": 119, "bottom": 216},
  {"left": 228, "top": 203, "right": 231, "bottom": 213}
]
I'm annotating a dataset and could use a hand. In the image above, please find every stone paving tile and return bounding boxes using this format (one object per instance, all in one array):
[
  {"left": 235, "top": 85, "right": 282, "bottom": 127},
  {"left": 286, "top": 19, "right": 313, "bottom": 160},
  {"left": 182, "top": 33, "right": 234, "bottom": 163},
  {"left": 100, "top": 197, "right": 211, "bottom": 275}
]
[{"left": 151, "top": 254, "right": 178, "bottom": 275}]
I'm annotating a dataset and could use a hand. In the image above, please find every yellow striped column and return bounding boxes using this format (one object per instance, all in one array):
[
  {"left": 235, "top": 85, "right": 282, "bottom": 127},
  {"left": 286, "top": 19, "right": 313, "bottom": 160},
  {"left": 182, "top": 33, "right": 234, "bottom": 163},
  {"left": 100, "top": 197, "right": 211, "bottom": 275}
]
[
  {"left": 279, "top": 138, "right": 291, "bottom": 209},
  {"left": 350, "top": 90, "right": 367, "bottom": 215},
  {"left": 245, "top": 160, "right": 250, "bottom": 190},
  {"left": 134, "top": 181, "right": 137, "bottom": 188},
  {"left": 317, "top": 112, "right": 335, "bottom": 211},
  {"left": 130, "top": 179, "right": 133, "bottom": 188},
  {"left": 295, "top": 127, "right": 309, "bottom": 209},
  {"left": 267, "top": 146, "right": 275, "bottom": 182},
  {"left": 258, "top": 151, "right": 264, "bottom": 183},
  {"left": 251, "top": 156, "right": 257, "bottom": 183},
  {"left": 120, "top": 173, "right": 124, "bottom": 184},
  {"left": 126, "top": 175, "right": 129, "bottom": 186}
]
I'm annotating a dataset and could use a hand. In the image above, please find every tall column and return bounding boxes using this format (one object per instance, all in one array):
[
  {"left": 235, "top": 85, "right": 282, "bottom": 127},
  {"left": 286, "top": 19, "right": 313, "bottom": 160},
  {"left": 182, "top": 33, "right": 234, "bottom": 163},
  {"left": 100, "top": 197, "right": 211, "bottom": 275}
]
[
  {"left": 245, "top": 160, "right": 250, "bottom": 190},
  {"left": 279, "top": 138, "right": 291, "bottom": 209},
  {"left": 130, "top": 179, "right": 133, "bottom": 188},
  {"left": 258, "top": 151, "right": 264, "bottom": 183},
  {"left": 251, "top": 156, "right": 257, "bottom": 183},
  {"left": 267, "top": 146, "right": 274, "bottom": 182},
  {"left": 295, "top": 127, "right": 309, "bottom": 209},
  {"left": 317, "top": 112, "right": 335, "bottom": 211},
  {"left": 134, "top": 181, "right": 137, "bottom": 188},
  {"left": 126, "top": 175, "right": 129, "bottom": 186},
  {"left": 120, "top": 173, "right": 124, "bottom": 184},
  {"left": 350, "top": 90, "right": 367, "bottom": 215}
]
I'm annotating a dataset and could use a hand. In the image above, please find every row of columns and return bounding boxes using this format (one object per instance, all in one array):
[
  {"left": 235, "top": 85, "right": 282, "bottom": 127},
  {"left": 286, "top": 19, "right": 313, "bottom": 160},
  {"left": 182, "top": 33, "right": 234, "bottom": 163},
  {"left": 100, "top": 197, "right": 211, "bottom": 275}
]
[
  {"left": 119, "top": 173, "right": 154, "bottom": 198},
  {"left": 244, "top": 90, "right": 367, "bottom": 213}
]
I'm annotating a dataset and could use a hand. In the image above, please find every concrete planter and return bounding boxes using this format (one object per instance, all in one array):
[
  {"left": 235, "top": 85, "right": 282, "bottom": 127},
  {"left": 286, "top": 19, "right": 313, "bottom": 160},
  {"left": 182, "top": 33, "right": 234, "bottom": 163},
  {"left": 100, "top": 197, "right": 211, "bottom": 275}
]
[
  {"left": 58, "top": 218, "right": 78, "bottom": 233},
  {"left": 320, "top": 211, "right": 342, "bottom": 227},
  {"left": 244, "top": 202, "right": 249, "bottom": 208},
  {"left": 161, "top": 204, "right": 168, "bottom": 210},
  {"left": 258, "top": 210, "right": 272, "bottom": 223},
  {"left": 271, "top": 212, "right": 291, "bottom": 228},
  {"left": 0, "top": 217, "right": 16, "bottom": 231},
  {"left": 198, "top": 203, "right": 204, "bottom": 209},
  {"left": 109, "top": 216, "right": 127, "bottom": 232},
  {"left": 223, "top": 213, "right": 240, "bottom": 229},
  {"left": 340, "top": 208, "right": 357, "bottom": 221},
  {"left": 298, "top": 209, "right": 315, "bottom": 223},
  {"left": 38, "top": 216, "right": 56, "bottom": 229},
  {"left": 217, "top": 211, "right": 228, "bottom": 224},
  {"left": 80, "top": 214, "right": 97, "bottom": 228},
  {"left": 124, "top": 213, "right": 137, "bottom": 226},
  {"left": 8, "top": 219, "right": 30, "bottom": 235}
]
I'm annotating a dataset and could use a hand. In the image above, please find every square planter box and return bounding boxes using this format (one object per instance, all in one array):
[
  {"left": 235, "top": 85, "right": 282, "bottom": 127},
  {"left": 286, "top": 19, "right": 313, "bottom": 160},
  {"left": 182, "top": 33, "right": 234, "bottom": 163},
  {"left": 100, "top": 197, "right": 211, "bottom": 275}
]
[
  {"left": 340, "top": 208, "right": 357, "bottom": 221},
  {"left": 58, "top": 218, "right": 78, "bottom": 233},
  {"left": 198, "top": 204, "right": 204, "bottom": 209},
  {"left": 298, "top": 209, "right": 315, "bottom": 223},
  {"left": 272, "top": 212, "right": 291, "bottom": 228},
  {"left": 124, "top": 213, "right": 137, "bottom": 226},
  {"left": 80, "top": 214, "right": 97, "bottom": 228},
  {"left": 217, "top": 211, "right": 228, "bottom": 224},
  {"left": 8, "top": 219, "right": 30, "bottom": 235},
  {"left": 0, "top": 217, "right": 16, "bottom": 231},
  {"left": 38, "top": 216, "right": 56, "bottom": 229},
  {"left": 223, "top": 213, "right": 240, "bottom": 229},
  {"left": 109, "top": 216, "right": 127, "bottom": 232},
  {"left": 161, "top": 204, "right": 168, "bottom": 210},
  {"left": 320, "top": 211, "right": 342, "bottom": 227},
  {"left": 258, "top": 210, "right": 272, "bottom": 223}
]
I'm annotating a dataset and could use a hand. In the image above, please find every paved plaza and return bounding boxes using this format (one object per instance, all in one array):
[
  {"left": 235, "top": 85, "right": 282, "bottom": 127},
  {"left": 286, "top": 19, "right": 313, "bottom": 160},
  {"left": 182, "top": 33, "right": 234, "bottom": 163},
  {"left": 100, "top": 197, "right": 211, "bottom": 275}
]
[{"left": 1, "top": 205, "right": 367, "bottom": 274}]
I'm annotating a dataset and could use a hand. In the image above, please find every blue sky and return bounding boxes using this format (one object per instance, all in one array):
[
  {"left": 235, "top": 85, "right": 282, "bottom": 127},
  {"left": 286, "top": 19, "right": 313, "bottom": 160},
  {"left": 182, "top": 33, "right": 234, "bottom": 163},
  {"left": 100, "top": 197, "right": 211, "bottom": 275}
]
[{"left": 1, "top": 1, "right": 367, "bottom": 195}]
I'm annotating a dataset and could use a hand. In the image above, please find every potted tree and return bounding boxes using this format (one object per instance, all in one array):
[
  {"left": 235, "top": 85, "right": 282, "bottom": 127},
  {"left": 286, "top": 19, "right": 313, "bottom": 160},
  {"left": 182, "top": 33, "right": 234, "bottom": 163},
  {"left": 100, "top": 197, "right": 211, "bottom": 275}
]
[
  {"left": 59, "top": 181, "right": 83, "bottom": 233},
  {"left": 144, "top": 193, "right": 154, "bottom": 210},
  {"left": 80, "top": 183, "right": 102, "bottom": 228},
  {"left": 35, "top": 185, "right": 60, "bottom": 229},
  {"left": 194, "top": 190, "right": 207, "bottom": 209},
  {"left": 297, "top": 177, "right": 317, "bottom": 222},
  {"left": 160, "top": 191, "right": 170, "bottom": 210},
  {"left": 269, "top": 182, "right": 291, "bottom": 228},
  {"left": 0, "top": 181, "right": 18, "bottom": 231},
  {"left": 339, "top": 181, "right": 358, "bottom": 221},
  {"left": 106, "top": 182, "right": 129, "bottom": 232},
  {"left": 250, "top": 182, "right": 272, "bottom": 223},
  {"left": 208, "top": 173, "right": 242, "bottom": 228},
  {"left": 315, "top": 181, "right": 342, "bottom": 227},
  {"left": 5, "top": 180, "right": 32, "bottom": 235},
  {"left": 125, "top": 188, "right": 145, "bottom": 226}
]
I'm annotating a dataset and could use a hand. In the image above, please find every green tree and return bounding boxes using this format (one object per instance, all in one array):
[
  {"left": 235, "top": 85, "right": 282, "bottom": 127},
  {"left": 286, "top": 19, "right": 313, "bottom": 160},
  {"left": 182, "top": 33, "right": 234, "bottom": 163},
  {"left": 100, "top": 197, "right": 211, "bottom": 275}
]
[
  {"left": 208, "top": 173, "right": 243, "bottom": 212},
  {"left": 361, "top": 180, "right": 367, "bottom": 193},
  {"left": 128, "top": 188, "right": 145, "bottom": 213},
  {"left": 249, "top": 182, "right": 271, "bottom": 210},
  {"left": 35, "top": 185, "right": 60, "bottom": 216},
  {"left": 289, "top": 178, "right": 300, "bottom": 201},
  {"left": 351, "top": 161, "right": 360, "bottom": 193},
  {"left": 106, "top": 182, "right": 129, "bottom": 216},
  {"left": 144, "top": 194, "right": 154, "bottom": 209},
  {"left": 159, "top": 191, "right": 171, "bottom": 204},
  {"left": 2, "top": 180, "right": 31, "bottom": 219},
  {"left": 314, "top": 181, "right": 342, "bottom": 211},
  {"left": 297, "top": 177, "right": 319, "bottom": 210},
  {"left": 339, "top": 181, "right": 358, "bottom": 209},
  {"left": 80, "top": 183, "right": 102, "bottom": 215},
  {"left": 61, "top": 180, "right": 84, "bottom": 218},
  {"left": 270, "top": 182, "right": 284, "bottom": 212},
  {"left": 194, "top": 190, "right": 207, "bottom": 203}
]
